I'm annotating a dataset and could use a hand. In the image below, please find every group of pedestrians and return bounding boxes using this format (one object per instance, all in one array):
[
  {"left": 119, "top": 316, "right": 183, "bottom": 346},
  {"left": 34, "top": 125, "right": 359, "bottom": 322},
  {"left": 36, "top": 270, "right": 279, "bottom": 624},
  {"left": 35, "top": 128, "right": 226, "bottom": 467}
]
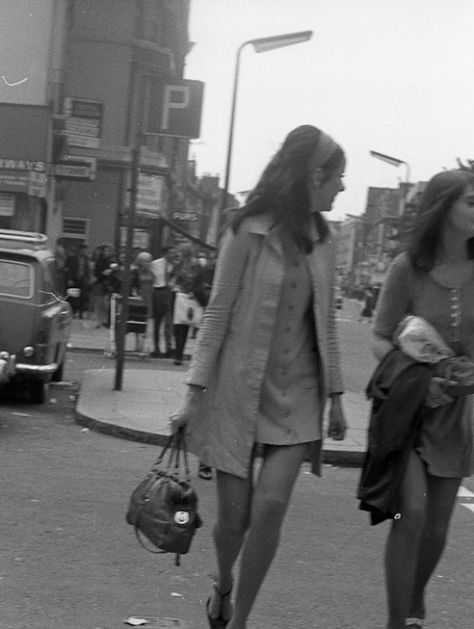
[
  {"left": 56, "top": 239, "right": 215, "bottom": 367},
  {"left": 169, "top": 124, "right": 474, "bottom": 629},
  {"left": 132, "top": 244, "right": 214, "bottom": 365},
  {"left": 55, "top": 240, "right": 121, "bottom": 323}
]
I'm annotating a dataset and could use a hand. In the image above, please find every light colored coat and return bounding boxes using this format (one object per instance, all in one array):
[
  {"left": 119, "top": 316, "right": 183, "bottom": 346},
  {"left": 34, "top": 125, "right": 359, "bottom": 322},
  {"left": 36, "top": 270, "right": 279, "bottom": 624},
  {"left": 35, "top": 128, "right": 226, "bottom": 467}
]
[{"left": 186, "top": 214, "right": 344, "bottom": 478}]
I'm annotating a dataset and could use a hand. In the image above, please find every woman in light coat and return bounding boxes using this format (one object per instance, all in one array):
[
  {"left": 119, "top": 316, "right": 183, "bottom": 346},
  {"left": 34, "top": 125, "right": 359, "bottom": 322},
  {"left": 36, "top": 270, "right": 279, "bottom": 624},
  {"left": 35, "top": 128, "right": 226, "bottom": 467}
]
[{"left": 170, "top": 124, "right": 347, "bottom": 629}]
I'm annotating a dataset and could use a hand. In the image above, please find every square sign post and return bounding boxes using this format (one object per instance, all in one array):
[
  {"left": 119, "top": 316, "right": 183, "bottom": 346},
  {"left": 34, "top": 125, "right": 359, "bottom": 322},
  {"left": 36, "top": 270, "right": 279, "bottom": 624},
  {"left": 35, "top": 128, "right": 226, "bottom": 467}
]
[{"left": 145, "top": 79, "right": 204, "bottom": 139}]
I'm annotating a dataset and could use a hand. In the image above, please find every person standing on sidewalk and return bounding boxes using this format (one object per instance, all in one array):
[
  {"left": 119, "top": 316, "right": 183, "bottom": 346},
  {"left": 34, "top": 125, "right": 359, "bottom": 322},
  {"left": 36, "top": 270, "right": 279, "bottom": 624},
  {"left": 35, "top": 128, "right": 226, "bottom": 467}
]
[
  {"left": 170, "top": 124, "right": 347, "bottom": 629},
  {"left": 93, "top": 242, "right": 115, "bottom": 328},
  {"left": 65, "top": 243, "right": 91, "bottom": 318},
  {"left": 150, "top": 247, "right": 175, "bottom": 358},
  {"left": 359, "top": 286, "right": 376, "bottom": 323},
  {"left": 131, "top": 251, "right": 155, "bottom": 353},
  {"left": 171, "top": 243, "right": 208, "bottom": 365},
  {"left": 371, "top": 169, "right": 474, "bottom": 629}
]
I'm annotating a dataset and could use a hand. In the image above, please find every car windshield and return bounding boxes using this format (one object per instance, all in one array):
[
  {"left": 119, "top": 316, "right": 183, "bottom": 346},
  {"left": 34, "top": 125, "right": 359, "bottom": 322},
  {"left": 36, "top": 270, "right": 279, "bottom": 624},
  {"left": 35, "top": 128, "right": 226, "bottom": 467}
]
[{"left": 0, "top": 259, "right": 33, "bottom": 298}]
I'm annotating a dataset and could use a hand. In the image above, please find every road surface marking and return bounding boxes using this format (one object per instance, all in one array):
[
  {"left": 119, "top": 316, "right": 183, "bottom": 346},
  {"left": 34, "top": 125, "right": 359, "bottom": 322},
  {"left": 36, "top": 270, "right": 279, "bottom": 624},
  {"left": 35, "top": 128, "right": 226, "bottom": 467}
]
[
  {"left": 457, "top": 486, "right": 474, "bottom": 498},
  {"left": 458, "top": 485, "right": 474, "bottom": 515}
]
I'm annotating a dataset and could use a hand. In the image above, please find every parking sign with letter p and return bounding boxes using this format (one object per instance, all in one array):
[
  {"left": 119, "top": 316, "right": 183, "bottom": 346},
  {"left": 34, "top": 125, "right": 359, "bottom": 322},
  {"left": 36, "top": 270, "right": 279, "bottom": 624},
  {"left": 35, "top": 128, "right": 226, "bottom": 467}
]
[{"left": 146, "top": 79, "right": 204, "bottom": 139}]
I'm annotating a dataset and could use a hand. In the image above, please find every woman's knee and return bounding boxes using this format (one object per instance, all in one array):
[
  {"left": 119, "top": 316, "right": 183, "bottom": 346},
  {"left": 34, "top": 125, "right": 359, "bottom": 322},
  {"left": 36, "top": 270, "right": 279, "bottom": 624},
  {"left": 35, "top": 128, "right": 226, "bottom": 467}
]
[
  {"left": 394, "top": 503, "right": 426, "bottom": 534},
  {"left": 214, "top": 513, "right": 249, "bottom": 540},
  {"left": 251, "top": 491, "right": 290, "bottom": 527},
  {"left": 395, "top": 450, "right": 428, "bottom": 532}
]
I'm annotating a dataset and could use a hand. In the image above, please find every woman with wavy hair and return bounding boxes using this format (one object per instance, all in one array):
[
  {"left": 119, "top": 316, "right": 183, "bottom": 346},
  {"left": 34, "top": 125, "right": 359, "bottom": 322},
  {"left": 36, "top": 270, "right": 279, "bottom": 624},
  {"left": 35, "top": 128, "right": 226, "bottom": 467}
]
[
  {"left": 170, "top": 124, "right": 347, "bottom": 629},
  {"left": 371, "top": 168, "right": 474, "bottom": 629}
]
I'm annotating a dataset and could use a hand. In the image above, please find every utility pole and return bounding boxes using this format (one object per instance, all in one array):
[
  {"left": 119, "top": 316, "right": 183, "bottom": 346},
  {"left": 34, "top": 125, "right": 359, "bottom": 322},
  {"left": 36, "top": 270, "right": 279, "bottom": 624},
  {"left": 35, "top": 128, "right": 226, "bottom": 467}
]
[
  {"left": 114, "top": 75, "right": 144, "bottom": 391},
  {"left": 114, "top": 142, "right": 140, "bottom": 391}
]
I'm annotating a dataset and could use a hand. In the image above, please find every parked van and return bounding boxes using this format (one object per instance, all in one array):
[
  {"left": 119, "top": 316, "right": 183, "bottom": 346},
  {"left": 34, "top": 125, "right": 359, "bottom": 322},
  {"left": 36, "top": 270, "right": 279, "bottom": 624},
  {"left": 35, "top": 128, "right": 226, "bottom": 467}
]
[{"left": 0, "top": 230, "right": 72, "bottom": 402}]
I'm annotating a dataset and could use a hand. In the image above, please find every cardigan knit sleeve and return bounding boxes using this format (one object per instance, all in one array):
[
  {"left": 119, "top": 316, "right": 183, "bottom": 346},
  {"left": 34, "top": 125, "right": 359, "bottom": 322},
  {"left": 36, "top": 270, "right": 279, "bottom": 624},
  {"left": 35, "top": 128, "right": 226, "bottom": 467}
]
[
  {"left": 186, "top": 225, "right": 253, "bottom": 387},
  {"left": 327, "top": 281, "right": 345, "bottom": 394}
]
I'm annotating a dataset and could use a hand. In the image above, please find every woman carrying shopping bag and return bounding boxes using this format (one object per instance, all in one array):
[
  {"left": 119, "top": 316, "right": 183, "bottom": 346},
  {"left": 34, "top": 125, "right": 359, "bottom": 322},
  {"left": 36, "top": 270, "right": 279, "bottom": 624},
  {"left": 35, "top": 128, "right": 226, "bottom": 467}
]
[{"left": 171, "top": 244, "right": 207, "bottom": 365}]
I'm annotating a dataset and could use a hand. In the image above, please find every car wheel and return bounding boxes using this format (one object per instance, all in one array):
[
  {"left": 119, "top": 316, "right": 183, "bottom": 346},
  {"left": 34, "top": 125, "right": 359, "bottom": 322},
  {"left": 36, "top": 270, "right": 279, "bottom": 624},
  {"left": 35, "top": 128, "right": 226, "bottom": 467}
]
[
  {"left": 26, "top": 379, "right": 47, "bottom": 404},
  {"left": 51, "top": 360, "right": 64, "bottom": 382}
]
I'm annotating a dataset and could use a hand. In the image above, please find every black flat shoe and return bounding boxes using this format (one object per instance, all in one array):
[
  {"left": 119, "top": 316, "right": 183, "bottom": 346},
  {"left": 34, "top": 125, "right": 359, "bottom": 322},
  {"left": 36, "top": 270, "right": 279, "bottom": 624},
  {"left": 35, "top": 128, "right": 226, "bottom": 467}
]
[{"left": 206, "top": 583, "right": 232, "bottom": 629}]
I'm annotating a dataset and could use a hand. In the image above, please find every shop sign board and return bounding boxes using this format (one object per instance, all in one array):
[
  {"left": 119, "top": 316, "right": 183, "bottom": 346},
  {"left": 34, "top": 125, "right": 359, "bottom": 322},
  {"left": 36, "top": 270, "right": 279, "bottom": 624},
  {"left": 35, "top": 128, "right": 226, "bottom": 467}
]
[
  {"left": 120, "top": 227, "right": 150, "bottom": 250},
  {"left": 0, "top": 170, "right": 29, "bottom": 193},
  {"left": 54, "top": 156, "right": 97, "bottom": 181},
  {"left": 0, "top": 193, "right": 15, "bottom": 216},
  {"left": 28, "top": 171, "right": 47, "bottom": 197},
  {"left": 0, "top": 159, "right": 46, "bottom": 196},
  {"left": 172, "top": 210, "right": 198, "bottom": 222},
  {"left": 137, "top": 172, "right": 163, "bottom": 214},
  {"left": 0, "top": 159, "right": 45, "bottom": 172},
  {"left": 126, "top": 172, "right": 164, "bottom": 217},
  {"left": 62, "top": 98, "right": 103, "bottom": 149}
]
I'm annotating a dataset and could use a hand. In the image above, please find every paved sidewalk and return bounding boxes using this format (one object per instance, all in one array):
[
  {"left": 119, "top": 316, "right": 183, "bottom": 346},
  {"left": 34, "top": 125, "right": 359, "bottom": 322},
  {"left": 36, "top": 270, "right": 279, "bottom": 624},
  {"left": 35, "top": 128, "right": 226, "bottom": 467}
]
[{"left": 71, "top": 318, "right": 370, "bottom": 466}]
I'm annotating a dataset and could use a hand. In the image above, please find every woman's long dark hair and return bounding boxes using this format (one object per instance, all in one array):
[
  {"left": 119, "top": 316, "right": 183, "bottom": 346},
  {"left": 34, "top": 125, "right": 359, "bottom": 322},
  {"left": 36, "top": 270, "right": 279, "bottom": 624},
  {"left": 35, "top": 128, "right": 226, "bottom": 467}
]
[
  {"left": 231, "top": 125, "right": 344, "bottom": 253},
  {"left": 408, "top": 169, "right": 474, "bottom": 271}
]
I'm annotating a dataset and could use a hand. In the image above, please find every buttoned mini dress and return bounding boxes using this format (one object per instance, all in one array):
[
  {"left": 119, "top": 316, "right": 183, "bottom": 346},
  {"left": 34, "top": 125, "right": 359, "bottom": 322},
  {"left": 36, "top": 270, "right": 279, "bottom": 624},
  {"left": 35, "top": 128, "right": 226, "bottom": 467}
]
[
  {"left": 374, "top": 253, "right": 474, "bottom": 478},
  {"left": 257, "top": 234, "right": 321, "bottom": 445}
]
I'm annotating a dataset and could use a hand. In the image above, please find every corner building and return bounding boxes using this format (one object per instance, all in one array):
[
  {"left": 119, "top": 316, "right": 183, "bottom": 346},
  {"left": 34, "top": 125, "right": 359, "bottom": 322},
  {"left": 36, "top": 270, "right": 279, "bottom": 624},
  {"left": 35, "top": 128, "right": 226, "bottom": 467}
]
[
  {"left": 61, "top": 0, "right": 193, "bottom": 253},
  {"left": 0, "top": 0, "right": 194, "bottom": 253}
]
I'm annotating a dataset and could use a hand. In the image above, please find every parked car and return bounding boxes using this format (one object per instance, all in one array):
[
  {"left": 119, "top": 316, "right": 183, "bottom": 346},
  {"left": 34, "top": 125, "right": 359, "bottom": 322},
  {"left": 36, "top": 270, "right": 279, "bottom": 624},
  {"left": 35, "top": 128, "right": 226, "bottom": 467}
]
[
  {"left": 335, "top": 286, "right": 343, "bottom": 310},
  {"left": 0, "top": 230, "right": 72, "bottom": 402}
]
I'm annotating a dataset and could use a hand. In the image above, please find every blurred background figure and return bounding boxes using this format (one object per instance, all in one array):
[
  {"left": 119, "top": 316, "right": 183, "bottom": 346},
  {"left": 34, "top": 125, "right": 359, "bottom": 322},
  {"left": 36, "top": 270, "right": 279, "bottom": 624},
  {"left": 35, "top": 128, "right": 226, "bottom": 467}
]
[
  {"left": 150, "top": 246, "right": 176, "bottom": 358},
  {"left": 359, "top": 286, "right": 376, "bottom": 323},
  {"left": 65, "top": 243, "right": 90, "bottom": 318},
  {"left": 54, "top": 238, "right": 67, "bottom": 297},
  {"left": 170, "top": 243, "right": 207, "bottom": 365},
  {"left": 92, "top": 242, "right": 116, "bottom": 328},
  {"left": 132, "top": 251, "right": 155, "bottom": 353},
  {"left": 132, "top": 251, "right": 154, "bottom": 316}
]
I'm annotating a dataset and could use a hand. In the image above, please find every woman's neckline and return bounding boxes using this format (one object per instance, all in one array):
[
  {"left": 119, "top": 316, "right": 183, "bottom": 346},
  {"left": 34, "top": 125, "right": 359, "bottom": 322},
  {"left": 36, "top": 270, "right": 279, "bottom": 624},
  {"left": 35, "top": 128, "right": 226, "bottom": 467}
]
[{"left": 429, "top": 259, "right": 474, "bottom": 290}]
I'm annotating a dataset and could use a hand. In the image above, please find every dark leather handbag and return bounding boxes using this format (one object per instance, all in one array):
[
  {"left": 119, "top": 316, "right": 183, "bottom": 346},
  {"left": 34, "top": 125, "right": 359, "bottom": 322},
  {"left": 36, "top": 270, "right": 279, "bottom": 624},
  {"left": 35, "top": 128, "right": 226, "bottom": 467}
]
[{"left": 126, "top": 430, "right": 202, "bottom": 564}]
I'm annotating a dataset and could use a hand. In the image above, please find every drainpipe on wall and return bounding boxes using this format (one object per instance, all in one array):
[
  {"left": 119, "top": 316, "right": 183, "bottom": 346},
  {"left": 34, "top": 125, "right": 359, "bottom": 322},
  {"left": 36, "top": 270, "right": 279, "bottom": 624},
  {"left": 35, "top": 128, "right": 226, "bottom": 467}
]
[{"left": 45, "top": 0, "right": 69, "bottom": 243}]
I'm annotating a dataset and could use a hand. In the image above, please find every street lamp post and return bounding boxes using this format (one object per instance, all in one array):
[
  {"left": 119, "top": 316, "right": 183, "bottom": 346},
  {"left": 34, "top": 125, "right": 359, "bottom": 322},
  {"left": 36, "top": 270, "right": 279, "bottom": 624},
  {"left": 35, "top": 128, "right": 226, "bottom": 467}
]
[
  {"left": 220, "top": 30, "right": 313, "bottom": 220},
  {"left": 369, "top": 149, "right": 411, "bottom": 215}
]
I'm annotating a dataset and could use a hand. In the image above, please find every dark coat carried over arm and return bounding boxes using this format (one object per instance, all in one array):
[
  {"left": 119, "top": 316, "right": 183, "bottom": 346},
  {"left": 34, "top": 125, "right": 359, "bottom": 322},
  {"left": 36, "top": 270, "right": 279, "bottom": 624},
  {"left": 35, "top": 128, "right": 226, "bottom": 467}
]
[{"left": 357, "top": 349, "right": 432, "bottom": 524}]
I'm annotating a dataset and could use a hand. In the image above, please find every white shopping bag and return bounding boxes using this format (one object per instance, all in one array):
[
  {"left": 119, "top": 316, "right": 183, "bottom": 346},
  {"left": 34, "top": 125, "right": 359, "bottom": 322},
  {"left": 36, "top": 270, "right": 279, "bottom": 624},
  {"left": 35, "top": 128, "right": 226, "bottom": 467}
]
[{"left": 173, "top": 291, "right": 203, "bottom": 327}]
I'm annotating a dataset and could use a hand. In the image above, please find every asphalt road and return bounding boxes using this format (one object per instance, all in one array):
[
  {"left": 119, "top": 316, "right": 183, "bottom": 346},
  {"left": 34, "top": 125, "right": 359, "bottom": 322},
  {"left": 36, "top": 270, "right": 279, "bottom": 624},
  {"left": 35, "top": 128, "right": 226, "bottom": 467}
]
[
  {"left": 335, "top": 298, "right": 377, "bottom": 393},
  {"left": 1, "top": 305, "right": 473, "bottom": 629}
]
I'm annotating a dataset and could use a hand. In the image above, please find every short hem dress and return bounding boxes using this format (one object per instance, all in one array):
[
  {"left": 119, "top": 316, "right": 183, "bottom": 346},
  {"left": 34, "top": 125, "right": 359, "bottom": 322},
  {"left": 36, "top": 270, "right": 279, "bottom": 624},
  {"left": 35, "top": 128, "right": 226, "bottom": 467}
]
[
  {"left": 256, "top": 233, "right": 321, "bottom": 448},
  {"left": 374, "top": 253, "right": 474, "bottom": 478}
]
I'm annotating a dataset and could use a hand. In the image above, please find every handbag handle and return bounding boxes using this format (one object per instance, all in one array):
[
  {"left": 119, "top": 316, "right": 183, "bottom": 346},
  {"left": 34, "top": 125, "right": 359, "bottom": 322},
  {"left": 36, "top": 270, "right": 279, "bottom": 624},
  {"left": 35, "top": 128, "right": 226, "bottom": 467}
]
[
  {"left": 150, "top": 429, "right": 191, "bottom": 483},
  {"left": 137, "top": 429, "right": 192, "bottom": 566}
]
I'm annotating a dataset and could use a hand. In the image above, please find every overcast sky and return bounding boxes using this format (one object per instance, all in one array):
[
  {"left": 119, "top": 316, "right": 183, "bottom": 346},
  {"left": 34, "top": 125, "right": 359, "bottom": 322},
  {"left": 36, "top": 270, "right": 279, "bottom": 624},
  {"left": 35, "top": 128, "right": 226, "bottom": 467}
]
[{"left": 184, "top": 0, "right": 474, "bottom": 219}]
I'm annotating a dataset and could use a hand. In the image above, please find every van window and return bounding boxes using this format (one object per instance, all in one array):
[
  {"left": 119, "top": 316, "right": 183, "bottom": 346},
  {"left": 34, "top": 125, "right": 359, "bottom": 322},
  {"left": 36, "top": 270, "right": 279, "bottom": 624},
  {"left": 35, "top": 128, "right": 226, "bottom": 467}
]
[{"left": 0, "top": 259, "right": 33, "bottom": 298}]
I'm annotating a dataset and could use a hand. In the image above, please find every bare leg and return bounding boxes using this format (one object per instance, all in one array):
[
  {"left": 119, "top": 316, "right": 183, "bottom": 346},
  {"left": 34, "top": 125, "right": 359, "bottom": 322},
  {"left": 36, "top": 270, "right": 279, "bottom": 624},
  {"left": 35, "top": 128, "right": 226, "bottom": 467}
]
[
  {"left": 207, "top": 455, "right": 256, "bottom": 622},
  {"left": 227, "top": 443, "right": 309, "bottom": 629},
  {"left": 385, "top": 451, "right": 427, "bottom": 629},
  {"left": 408, "top": 473, "right": 461, "bottom": 620}
]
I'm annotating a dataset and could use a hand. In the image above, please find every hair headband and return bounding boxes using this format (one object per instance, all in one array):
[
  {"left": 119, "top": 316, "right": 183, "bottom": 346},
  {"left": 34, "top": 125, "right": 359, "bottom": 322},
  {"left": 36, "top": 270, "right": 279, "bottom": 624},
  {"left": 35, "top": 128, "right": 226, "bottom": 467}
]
[{"left": 310, "top": 131, "right": 339, "bottom": 169}]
